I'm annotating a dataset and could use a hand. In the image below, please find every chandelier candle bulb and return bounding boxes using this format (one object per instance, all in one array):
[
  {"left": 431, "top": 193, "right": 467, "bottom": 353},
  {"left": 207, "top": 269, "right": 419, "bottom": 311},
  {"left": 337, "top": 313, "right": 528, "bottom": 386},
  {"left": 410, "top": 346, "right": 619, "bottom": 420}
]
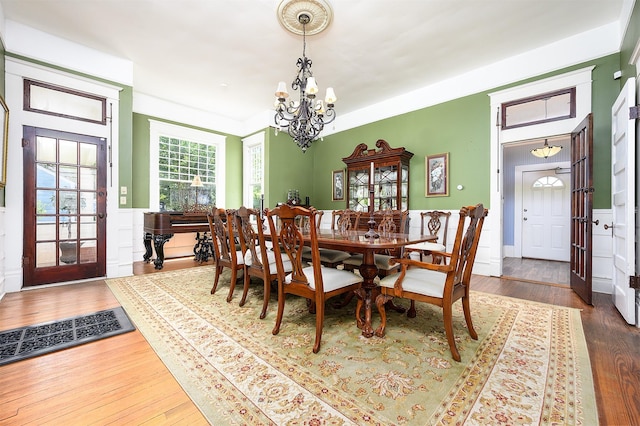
[
  {"left": 305, "top": 77, "right": 318, "bottom": 95},
  {"left": 325, "top": 87, "right": 337, "bottom": 104},
  {"left": 275, "top": 81, "right": 289, "bottom": 99}
]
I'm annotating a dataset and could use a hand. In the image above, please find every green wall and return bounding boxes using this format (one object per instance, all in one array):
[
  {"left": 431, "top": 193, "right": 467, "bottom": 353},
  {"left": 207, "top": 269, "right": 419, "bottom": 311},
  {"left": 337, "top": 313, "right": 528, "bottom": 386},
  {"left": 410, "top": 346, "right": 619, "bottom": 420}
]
[
  {"left": 264, "top": 128, "right": 315, "bottom": 209},
  {"left": 131, "top": 113, "right": 243, "bottom": 209},
  {"left": 118, "top": 86, "right": 134, "bottom": 208},
  {"left": 313, "top": 93, "right": 490, "bottom": 210},
  {"left": 306, "top": 54, "right": 621, "bottom": 211}
]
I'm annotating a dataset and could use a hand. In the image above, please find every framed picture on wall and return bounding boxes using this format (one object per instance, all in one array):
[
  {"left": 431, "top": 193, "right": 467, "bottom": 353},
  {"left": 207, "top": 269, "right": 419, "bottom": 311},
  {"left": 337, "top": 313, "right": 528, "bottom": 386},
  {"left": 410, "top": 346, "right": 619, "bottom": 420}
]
[
  {"left": 332, "top": 169, "right": 345, "bottom": 201},
  {"left": 425, "top": 153, "right": 449, "bottom": 197},
  {"left": 0, "top": 95, "right": 8, "bottom": 187}
]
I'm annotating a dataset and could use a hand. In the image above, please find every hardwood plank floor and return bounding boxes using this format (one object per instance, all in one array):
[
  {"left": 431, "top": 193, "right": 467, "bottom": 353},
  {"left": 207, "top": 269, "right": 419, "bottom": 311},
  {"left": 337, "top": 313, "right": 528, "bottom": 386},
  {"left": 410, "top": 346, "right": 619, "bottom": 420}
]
[
  {"left": 502, "top": 256, "right": 570, "bottom": 286},
  {"left": 1, "top": 258, "right": 639, "bottom": 425}
]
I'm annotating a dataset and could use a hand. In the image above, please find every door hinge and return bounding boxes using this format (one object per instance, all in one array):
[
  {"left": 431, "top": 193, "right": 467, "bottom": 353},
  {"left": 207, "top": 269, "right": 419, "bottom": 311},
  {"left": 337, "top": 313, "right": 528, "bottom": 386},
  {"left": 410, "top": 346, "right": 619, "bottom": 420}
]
[
  {"left": 21, "top": 138, "right": 29, "bottom": 148},
  {"left": 631, "top": 105, "right": 640, "bottom": 120},
  {"left": 22, "top": 256, "right": 29, "bottom": 267},
  {"left": 630, "top": 275, "right": 640, "bottom": 289}
]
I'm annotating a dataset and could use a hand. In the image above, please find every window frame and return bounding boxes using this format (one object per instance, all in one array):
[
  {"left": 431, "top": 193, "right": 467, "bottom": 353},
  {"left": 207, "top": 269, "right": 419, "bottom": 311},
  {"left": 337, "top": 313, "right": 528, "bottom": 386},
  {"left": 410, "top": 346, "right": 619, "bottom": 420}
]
[
  {"left": 149, "top": 120, "right": 225, "bottom": 211},
  {"left": 242, "top": 132, "right": 265, "bottom": 210},
  {"left": 24, "top": 79, "right": 107, "bottom": 125},
  {"left": 501, "top": 87, "right": 576, "bottom": 130}
]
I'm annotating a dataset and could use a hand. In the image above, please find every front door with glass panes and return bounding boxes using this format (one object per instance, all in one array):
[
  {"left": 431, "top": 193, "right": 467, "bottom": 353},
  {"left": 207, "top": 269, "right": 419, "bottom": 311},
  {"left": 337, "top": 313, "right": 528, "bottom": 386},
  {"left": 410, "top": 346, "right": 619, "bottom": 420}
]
[{"left": 22, "top": 127, "right": 107, "bottom": 286}]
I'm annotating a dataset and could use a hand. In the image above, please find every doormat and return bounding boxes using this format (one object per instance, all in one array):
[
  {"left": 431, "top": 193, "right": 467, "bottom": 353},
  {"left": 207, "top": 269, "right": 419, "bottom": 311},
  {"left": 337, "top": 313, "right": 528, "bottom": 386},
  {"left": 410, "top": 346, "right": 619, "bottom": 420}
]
[{"left": 0, "top": 306, "right": 135, "bottom": 366}]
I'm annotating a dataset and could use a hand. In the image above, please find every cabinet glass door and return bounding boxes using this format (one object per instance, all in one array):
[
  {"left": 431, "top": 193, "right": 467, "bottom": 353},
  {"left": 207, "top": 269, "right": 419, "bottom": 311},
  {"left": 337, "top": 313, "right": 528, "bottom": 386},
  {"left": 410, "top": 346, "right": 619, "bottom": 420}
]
[
  {"left": 375, "top": 165, "right": 398, "bottom": 210},
  {"left": 348, "top": 169, "right": 370, "bottom": 211}
]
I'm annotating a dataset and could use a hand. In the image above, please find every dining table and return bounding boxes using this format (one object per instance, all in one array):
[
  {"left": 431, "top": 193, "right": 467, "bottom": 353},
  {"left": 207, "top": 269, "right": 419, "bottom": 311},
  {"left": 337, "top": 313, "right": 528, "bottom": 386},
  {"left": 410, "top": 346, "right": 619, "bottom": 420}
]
[{"left": 305, "top": 229, "right": 438, "bottom": 338}]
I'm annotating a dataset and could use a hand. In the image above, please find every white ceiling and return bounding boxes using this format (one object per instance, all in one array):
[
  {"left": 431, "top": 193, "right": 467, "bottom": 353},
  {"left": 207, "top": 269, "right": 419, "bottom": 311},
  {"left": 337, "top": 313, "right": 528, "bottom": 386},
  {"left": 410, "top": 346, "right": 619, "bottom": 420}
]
[{"left": 0, "top": 0, "right": 629, "bottom": 127}]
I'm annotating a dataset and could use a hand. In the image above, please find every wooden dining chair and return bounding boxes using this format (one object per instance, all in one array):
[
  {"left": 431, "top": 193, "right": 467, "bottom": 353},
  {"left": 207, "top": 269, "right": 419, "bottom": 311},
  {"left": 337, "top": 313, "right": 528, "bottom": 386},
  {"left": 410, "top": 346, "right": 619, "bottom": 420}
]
[
  {"left": 406, "top": 210, "right": 452, "bottom": 263},
  {"left": 342, "top": 210, "right": 410, "bottom": 277},
  {"left": 301, "top": 209, "right": 352, "bottom": 268},
  {"left": 330, "top": 209, "right": 361, "bottom": 232},
  {"left": 375, "top": 204, "right": 488, "bottom": 362},
  {"left": 235, "top": 206, "right": 292, "bottom": 319},
  {"left": 207, "top": 208, "right": 244, "bottom": 302},
  {"left": 266, "top": 204, "right": 363, "bottom": 353}
]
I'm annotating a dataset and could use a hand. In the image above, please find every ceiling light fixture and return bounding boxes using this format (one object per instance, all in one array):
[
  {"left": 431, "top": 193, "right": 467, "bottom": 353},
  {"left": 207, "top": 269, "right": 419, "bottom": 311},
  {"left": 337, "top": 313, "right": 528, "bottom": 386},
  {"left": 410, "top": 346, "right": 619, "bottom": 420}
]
[
  {"left": 531, "top": 139, "right": 562, "bottom": 158},
  {"left": 274, "top": 0, "right": 336, "bottom": 153}
]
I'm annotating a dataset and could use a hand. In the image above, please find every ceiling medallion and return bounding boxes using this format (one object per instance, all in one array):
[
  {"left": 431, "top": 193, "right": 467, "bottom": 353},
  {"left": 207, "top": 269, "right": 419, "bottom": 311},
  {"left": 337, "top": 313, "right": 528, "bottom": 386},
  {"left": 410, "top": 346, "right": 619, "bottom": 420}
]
[{"left": 277, "top": 0, "right": 333, "bottom": 36}]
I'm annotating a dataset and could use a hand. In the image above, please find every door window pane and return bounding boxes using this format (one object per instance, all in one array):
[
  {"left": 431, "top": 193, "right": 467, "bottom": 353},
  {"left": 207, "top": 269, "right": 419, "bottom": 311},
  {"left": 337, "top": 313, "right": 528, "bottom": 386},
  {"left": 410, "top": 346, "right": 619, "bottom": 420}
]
[
  {"left": 36, "top": 137, "right": 57, "bottom": 162},
  {"left": 59, "top": 140, "right": 78, "bottom": 164},
  {"left": 79, "top": 143, "right": 97, "bottom": 167}
]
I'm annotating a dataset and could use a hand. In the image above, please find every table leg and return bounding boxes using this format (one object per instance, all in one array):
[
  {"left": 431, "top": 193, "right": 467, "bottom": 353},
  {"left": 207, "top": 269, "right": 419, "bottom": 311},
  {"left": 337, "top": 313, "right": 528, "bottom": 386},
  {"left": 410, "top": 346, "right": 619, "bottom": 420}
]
[{"left": 355, "top": 251, "right": 378, "bottom": 338}]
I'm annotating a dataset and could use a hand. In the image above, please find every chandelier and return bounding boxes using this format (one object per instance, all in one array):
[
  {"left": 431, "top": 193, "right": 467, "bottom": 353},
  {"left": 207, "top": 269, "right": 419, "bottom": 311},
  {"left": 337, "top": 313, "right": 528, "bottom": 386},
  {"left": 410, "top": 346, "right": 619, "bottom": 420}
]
[
  {"left": 274, "top": 9, "right": 336, "bottom": 153},
  {"left": 531, "top": 139, "right": 562, "bottom": 158}
]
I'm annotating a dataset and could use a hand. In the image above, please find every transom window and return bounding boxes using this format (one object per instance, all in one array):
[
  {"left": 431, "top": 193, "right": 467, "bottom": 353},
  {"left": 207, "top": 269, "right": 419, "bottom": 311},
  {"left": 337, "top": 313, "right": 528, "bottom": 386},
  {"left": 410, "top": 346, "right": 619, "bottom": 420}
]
[
  {"left": 24, "top": 79, "right": 107, "bottom": 124},
  {"left": 502, "top": 88, "right": 576, "bottom": 130}
]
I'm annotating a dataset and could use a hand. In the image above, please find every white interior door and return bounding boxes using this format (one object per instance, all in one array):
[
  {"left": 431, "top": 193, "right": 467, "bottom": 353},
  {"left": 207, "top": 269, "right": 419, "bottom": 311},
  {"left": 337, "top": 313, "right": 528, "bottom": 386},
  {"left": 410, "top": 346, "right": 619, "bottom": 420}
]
[
  {"left": 611, "top": 77, "right": 636, "bottom": 325},
  {"left": 521, "top": 170, "right": 570, "bottom": 261}
]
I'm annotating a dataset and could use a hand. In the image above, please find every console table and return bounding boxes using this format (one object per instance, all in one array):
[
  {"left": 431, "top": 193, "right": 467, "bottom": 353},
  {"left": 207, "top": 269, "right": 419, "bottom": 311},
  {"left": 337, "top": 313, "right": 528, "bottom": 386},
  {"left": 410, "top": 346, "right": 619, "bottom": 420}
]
[{"left": 143, "top": 211, "right": 212, "bottom": 269}]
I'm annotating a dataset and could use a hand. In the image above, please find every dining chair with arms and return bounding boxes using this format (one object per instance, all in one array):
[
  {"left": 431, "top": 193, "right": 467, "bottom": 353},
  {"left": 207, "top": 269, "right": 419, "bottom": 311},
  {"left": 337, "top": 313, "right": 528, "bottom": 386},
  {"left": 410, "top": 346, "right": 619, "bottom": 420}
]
[
  {"left": 235, "top": 206, "right": 291, "bottom": 319},
  {"left": 266, "top": 204, "right": 364, "bottom": 353},
  {"left": 207, "top": 208, "right": 244, "bottom": 302},
  {"left": 374, "top": 204, "right": 488, "bottom": 362}
]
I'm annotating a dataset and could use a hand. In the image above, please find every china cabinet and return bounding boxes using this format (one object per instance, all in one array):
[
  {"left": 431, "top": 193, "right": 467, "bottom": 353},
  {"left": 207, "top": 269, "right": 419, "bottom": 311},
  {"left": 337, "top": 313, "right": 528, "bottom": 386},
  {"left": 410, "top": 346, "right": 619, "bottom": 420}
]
[{"left": 342, "top": 139, "right": 413, "bottom": 212}]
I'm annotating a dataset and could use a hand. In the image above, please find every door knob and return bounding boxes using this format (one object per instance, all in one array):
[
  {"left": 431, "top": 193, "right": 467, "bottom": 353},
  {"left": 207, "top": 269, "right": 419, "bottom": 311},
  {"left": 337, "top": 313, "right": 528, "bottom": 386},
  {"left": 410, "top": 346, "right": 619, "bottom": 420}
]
[
  {"left": 98, "top": 213, "right": 106, "bottom": 219},
  {"left": 523, "top": 217, "right": 528, "bottom": 221},
  {"left": 603, "top": 223, "right": 613, "bottom": 230}
]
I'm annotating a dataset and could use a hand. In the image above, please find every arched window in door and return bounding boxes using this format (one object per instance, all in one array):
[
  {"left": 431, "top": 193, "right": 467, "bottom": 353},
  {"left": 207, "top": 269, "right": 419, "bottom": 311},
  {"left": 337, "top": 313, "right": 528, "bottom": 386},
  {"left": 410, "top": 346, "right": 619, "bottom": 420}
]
[{"left": 532, "top": 176, "right": 564, "bottom": 188}]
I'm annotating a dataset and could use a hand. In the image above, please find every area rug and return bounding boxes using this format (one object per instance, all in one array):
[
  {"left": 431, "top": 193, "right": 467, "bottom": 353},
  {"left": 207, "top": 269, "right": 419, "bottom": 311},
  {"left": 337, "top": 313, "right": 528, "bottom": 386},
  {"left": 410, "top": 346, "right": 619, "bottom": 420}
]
[
  {"left": 106, "top": 267, "right": 598, "bottom": 425},
  {"left": 0, "top": 307, "right": 135, "bottom": 366}
]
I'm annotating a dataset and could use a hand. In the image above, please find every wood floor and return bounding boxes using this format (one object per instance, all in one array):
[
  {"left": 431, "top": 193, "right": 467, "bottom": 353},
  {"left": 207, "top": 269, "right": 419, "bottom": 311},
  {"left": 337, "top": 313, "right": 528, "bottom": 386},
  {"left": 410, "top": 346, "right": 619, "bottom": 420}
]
[
  {"left": 502, "top": 256, "right": 570, "bottom": 286},
  {"left": 1, "top": 258, "right": 639, "bottom": 425}
]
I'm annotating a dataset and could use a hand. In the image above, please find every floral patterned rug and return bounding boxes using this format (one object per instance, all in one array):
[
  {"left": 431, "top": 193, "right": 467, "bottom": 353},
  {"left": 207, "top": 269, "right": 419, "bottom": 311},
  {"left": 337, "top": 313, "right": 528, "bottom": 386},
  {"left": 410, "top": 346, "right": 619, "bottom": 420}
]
[{"left": 106, "top": 267, "right": 597, "bottom": 425}]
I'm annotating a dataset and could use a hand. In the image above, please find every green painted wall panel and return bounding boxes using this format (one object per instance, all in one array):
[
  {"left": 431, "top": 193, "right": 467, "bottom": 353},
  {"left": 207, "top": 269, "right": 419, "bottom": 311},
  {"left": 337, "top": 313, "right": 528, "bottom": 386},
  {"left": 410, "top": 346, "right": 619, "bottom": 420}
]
[
  {"left": 117, "top": 86, "right": 133, "bottom": 208},
  {"left": 312, "top": 93, "right": 490, "bottom": 211},
  {"left": 225, "top": 134, "right": 243, "bottom": 208},
  {"left": 265, "top": 128, "right": 315, "bottom": 209}
]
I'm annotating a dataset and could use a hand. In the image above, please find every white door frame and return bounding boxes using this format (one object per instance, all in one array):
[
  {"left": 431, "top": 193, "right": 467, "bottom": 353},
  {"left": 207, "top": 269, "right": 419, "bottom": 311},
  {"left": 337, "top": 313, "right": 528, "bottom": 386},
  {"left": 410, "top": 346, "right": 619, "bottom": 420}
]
[
  {"left": 611, "top": 76, "right": 637, "bottom": 325},
  {"left": 488, "top": 67, "right": 593, "bottom": 276},
  {"left": 4, "top": 58, "right": 123, "bottom": 292},
  {"left": 514, "top": 161, "right": 570, "bottom": 259}
]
